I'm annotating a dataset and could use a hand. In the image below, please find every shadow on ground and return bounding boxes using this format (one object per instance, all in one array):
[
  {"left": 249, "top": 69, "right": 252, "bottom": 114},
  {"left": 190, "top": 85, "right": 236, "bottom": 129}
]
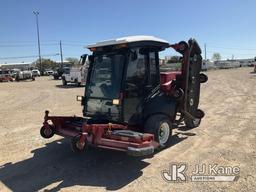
[
  {"left": 55, "top": 84, "right": 85, "bottom": 89},
  {"left": 0, "top": 129, "right": 195, "bottom": 191}
]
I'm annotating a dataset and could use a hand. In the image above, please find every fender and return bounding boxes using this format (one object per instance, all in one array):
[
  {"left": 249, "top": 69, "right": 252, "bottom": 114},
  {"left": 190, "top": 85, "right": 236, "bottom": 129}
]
[{"left": 142, "top": 93, "right": 177, "bottom": 121}]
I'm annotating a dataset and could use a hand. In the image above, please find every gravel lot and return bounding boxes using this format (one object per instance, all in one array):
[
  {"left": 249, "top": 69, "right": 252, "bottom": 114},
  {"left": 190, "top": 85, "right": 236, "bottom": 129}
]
[{"left": 0, "top": 67, "right": 255, "bottom": 192}]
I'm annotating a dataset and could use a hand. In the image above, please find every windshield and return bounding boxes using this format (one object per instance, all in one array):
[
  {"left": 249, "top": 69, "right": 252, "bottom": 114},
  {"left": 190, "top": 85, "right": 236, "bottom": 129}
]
[
  {"left": 85, "top": 52, "right": 125, "bottom": 121},
  {"left": 87, "top": 53, "right": 125, "bottom": 99}
]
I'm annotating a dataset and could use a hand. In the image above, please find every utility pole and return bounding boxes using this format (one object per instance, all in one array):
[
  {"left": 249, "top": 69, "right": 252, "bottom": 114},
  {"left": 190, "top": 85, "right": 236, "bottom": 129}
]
[
  {"left": 204, "top": 43, "right": 207, "bottom": 60},
  {"left": 33, "top": 11, "right": 42, "bottom": 74},
  {"left": 60, "top": 40, "right": 63, "bottom": 68}
]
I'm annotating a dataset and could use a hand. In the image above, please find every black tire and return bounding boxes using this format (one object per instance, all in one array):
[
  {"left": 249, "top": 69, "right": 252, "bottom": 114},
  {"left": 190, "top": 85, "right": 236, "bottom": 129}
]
[
  {"left": 32, "top": 76, "right": 35, "bottom": 81},
  {"left": 62, "top": 78, "right": 67, "bottom": 86},
  {"left": 184, "top": 117, "right": 201, "bottom": 129},
  {"left": 77, "top": 82, "right": 81, "bottom": 87},
  {"left": 71, "top": 135, "right": 87, "bottom": 152},
  {"left": 40, "top": 126, "right": 54, "bottom": 138},
  {"left": 144, "top": 115, "right": 172, "bottom": 148}
]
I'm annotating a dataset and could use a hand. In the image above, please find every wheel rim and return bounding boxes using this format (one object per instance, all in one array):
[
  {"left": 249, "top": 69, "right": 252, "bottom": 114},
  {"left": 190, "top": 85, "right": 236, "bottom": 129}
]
[
  {"left": 193, "top": 118, "right": 200, "bottom": 125},
  {"left": 76, "top": 141, "right": 85, "bottom": 150},
  {"left": 158, "top": 122, "right": 170, "bottom": 145},
  {"left": 44, "top": 128, "right": 52, "bottom": 136}
]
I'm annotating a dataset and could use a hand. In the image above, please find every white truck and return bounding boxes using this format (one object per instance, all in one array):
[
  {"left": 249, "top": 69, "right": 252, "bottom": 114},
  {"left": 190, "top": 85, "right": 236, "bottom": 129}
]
[
  {"left": 61, "top": 65, "right": 88, "bottom": 86},
  {"left": 15, "top": 70, "right": 35, "bottom": 81}
]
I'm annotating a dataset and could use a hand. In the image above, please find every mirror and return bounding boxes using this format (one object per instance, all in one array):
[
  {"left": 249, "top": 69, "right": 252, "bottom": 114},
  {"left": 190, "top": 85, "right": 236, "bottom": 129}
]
[
  {"left": 80, "top": 54, "right": 88, "bottom": 65},
  {"left": 130, "top": 50, "right": 137, "bottom": 61}
]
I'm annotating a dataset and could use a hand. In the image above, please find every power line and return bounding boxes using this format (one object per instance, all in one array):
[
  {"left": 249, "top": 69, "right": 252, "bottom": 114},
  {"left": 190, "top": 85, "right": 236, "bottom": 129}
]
[
  {"left": 0, "top": 42, "right": 86, "bottom": 47},
  {"left": 0, "top": 53, "right": 60, "bottom": 60},
  {"left": 0, "top": 43, "right": 59, "bottom": 47},
  {"left": 62, "top": 43, "right": 85, "bottom": 47}
]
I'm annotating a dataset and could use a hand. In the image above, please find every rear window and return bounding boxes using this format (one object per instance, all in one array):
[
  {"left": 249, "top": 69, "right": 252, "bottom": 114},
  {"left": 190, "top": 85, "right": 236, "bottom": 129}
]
[{"left": 160, "top": 55, "right": 182, "bottom": 72}]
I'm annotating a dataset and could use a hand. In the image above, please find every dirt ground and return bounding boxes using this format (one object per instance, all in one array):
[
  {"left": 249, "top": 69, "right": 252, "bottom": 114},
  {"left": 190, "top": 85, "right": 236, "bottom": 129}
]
[{"left": 0, "top": 67, "right": 255, "bottom": 192}]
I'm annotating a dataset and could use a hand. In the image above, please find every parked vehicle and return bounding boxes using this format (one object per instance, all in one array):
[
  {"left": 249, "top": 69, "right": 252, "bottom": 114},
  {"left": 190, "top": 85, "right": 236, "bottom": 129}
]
[
  {"left": 0, "top": 69, "right": 13, "bottom": 82},
  {"left": 15, "top": 70, "right": 35, "bottom": 81},
  {"left": 215, "top": 60, "right": 241, "bottom": 69},
  {"left": 201, "top": 61, "right": 208, "bottom": 71},
  {"left": 10, "top": 69, "right": 20, "bottom": 78},
  {"left": 61, "top": 64, "right": 88, "bottom": 86},
  {"left": 32, "top": 69, "right": 41, "bottom": 77},
  {"left": 40, "top": 35, "right": 207, "bottom": 156},
  {"left": 45, "top": 70, "right": 54, "bottom": 76},
  {"left": 53, "top": 67, "right": 69, "bottom": 80}
]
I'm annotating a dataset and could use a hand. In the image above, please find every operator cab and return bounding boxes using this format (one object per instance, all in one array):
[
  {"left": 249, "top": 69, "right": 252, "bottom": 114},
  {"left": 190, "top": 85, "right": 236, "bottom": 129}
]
[{"left": 81, "top": 36, "right": 170, "bottom": 124}]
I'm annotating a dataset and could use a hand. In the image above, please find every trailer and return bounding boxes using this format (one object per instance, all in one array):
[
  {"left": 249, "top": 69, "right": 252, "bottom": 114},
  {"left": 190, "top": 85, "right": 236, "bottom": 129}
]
[{"left": 40, "top": 35, "right": 208, "bottom": 156}]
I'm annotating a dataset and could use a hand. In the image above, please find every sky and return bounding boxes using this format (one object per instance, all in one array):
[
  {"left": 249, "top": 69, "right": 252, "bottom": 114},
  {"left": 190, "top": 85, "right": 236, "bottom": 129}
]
[{"left": 0, "top": 0, "right": 256, "bottom": 63}]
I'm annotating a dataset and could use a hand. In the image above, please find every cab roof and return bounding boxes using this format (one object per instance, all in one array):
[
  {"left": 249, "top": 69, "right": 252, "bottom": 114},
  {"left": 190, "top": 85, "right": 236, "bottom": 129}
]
[{"left": 86, "top": 35, "right": 170, "bottom": 50}]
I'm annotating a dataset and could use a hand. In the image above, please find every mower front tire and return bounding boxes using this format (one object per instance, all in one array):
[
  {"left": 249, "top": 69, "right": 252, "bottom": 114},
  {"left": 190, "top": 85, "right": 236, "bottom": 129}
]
[
  {"left": 144, "top": 115, "right": 172, "bottom": 148},
  {"left": 71, "top": 135, "right": 87, "bottom": 152},
  {"left": 40, "top": 126, "right": 55, "bottom": 138}
]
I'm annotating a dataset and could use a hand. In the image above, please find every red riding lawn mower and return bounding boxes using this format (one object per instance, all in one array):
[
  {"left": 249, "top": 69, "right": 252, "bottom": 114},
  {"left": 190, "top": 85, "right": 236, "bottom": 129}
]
[{"left": 40, "top": 36, "right": 208, "bottom": 156}]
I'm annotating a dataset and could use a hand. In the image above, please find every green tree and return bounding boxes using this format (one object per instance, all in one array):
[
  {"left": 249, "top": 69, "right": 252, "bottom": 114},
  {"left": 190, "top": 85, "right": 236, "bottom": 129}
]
[
  {"left": 212, "top": 53, "right": 221, "bottom": 61},
  {"left": 167, "top": 56, "right": 180, "bottom": 63},
  {"left": 34, "top": 58, "right": 57, "bottom": 73},
  {"left": 66, "top": 57, "right": 79, "bottom": 65}
]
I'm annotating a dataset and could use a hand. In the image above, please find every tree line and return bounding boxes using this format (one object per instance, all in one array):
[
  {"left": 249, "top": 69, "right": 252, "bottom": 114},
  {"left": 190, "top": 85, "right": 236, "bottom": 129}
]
[{"left": 34, "top": 57, "right": 79, "bottom": 71}]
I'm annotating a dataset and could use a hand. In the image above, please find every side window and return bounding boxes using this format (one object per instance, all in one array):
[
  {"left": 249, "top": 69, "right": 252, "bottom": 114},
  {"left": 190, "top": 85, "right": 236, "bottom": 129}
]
[{"left": 149, "top": 52, "right": 158, "bottom": 87}]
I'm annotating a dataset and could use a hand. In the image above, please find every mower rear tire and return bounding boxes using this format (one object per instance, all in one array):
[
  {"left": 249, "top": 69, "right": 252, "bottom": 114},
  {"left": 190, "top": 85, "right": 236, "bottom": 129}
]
[{"left": 144, "top": 115, "right": 172, "bottom": 148}]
